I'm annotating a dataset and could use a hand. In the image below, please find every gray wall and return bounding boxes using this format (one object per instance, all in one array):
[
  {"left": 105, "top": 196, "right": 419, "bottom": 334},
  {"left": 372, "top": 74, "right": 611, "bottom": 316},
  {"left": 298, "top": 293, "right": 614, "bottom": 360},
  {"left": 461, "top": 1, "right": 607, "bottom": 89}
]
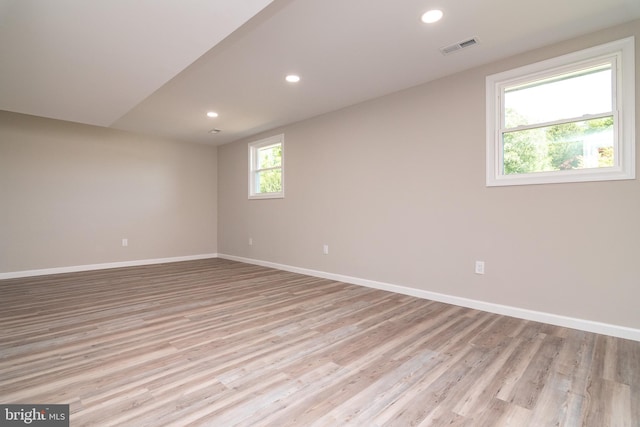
[
  {"left": 0, "top": 111, "right": 218, "bottom": 272},
  {"left": 218, "top": 21, "right": 640, "bottom": 329}
]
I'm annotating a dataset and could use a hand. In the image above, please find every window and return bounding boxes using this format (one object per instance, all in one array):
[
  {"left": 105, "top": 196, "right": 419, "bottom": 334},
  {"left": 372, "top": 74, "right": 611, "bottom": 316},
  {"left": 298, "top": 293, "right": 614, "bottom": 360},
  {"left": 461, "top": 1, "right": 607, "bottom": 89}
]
[
  {"left": 486, "top": 37, "right": 635, "bottom": 186},
  {"left": 248, "top": 134, "right": 284, "bottom": 199}
]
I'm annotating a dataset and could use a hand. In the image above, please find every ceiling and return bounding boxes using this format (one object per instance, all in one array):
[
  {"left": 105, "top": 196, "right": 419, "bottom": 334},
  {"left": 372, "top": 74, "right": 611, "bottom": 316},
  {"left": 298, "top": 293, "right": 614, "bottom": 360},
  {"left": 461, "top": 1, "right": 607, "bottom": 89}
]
[{"left": 1, "top": 0, "right": 639, "bottom": 146}]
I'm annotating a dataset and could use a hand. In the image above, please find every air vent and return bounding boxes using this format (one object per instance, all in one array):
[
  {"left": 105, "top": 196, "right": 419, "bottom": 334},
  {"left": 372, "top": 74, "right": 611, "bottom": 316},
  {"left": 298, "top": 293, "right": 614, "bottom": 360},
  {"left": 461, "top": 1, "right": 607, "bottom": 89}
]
[{"left": 440, "top": 37, "right": 479, "bottom": 55}]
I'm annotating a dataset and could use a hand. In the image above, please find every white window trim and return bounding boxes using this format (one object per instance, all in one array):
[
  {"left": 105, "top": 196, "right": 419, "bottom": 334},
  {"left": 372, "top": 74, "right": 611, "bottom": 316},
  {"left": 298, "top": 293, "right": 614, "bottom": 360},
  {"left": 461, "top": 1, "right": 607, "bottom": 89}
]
[
  {"left": 248, "top": 134, "right": 284, "bottom": 199},
  {"left": 486, "top": 37, "right": 635, "bottom": 187}
]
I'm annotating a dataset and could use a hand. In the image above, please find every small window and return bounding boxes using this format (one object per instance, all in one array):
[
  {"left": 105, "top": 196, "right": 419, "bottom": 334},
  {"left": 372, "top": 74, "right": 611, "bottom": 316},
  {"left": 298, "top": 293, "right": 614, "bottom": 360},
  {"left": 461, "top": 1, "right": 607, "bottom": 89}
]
[
  {"left": 248, "top": 134, "right": 284, "bottom": 199},
  {"left": 486, "top": 37, "right": 635, "bottom": 186}
]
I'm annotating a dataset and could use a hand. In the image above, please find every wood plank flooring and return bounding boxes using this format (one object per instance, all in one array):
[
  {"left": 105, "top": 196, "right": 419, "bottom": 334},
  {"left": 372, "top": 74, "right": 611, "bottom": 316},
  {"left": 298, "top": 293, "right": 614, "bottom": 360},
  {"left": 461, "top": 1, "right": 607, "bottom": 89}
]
[{"left": 1, "top": 258, "right": 638, "bottom": 426}]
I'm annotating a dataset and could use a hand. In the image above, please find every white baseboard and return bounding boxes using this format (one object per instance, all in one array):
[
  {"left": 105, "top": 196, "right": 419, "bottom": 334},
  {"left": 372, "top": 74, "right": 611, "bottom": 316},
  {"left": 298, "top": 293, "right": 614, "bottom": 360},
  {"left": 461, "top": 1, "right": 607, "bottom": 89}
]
[
  {"left": 0, "top": 253, "right": 219, "bottom": 280},
  {"left": 218, "top": 253, "right": 640, "bottom": 342}
]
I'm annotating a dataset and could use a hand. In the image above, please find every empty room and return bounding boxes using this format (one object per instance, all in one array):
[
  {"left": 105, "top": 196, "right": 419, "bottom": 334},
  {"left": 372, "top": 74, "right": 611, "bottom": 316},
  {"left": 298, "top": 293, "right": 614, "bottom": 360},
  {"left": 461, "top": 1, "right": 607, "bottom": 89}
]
[{"left": 1, "top": 0, "right": 639, "bottom": 425}]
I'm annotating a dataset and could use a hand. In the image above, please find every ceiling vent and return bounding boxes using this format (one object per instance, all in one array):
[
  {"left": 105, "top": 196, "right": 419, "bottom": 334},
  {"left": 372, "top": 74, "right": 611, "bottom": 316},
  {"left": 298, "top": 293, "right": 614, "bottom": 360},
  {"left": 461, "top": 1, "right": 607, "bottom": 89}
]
[{"left": 440, "top": 37, "right": 479, "bottom": 55}]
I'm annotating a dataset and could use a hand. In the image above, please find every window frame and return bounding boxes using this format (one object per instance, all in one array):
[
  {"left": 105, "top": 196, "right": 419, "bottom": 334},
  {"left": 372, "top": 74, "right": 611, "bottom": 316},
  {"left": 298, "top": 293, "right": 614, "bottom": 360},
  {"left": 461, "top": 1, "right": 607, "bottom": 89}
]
[
  {"left": 486, "top": 37, "right": 635, "bottom": 187},
  {"left": 248, "top": 134, "right": 284, "bottom": 199}
]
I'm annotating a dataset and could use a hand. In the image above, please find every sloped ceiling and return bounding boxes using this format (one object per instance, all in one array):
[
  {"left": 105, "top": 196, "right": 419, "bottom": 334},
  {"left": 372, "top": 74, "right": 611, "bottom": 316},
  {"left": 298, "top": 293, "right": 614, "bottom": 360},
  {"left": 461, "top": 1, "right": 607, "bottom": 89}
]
[
  {"left": 1, "top": 0, "right": 639, "bottom": 145},
  {"left": 0, "top": 0, "right": 274, "bottom": 126}
]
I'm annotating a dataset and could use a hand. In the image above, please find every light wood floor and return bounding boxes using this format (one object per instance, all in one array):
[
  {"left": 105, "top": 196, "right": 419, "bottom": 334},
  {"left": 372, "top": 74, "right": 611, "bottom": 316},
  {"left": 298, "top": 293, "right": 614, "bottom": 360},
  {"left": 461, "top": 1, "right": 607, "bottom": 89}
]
[{"left": 1, "top": 259, "right": 638, "bottom": 426}]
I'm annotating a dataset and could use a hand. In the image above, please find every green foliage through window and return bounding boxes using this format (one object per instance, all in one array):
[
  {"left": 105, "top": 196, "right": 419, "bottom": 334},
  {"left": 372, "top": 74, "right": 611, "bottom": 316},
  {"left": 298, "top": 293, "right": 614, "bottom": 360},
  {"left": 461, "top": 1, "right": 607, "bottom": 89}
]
[
  {"left": 256, "top": 144, "right": 282, "bottom": 193},
  {"left": 249, "top": 136, "right": 284, "bottom": 198},
  {"left": 503, "top": 117, "right": 614, "bottom": 175},
  {"left": 257, "top": 168, "right": 282, "bottom": 193}
]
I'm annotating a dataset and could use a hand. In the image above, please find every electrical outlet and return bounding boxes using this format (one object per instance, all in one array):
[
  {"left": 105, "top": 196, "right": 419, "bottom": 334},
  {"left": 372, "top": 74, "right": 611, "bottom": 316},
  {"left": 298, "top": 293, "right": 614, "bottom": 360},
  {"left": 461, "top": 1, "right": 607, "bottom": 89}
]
[
  {"left": 475, "top": 261, "right": 485, "bottom": 275},
  {"left": 122, "top": 238, "right": 128, "bottom": 247},
  {"left": 323, "top": 244, "right": 329, "bottom": 255},
  {"left": 249, "top": 237, "right": 253, "bottom": 246}
]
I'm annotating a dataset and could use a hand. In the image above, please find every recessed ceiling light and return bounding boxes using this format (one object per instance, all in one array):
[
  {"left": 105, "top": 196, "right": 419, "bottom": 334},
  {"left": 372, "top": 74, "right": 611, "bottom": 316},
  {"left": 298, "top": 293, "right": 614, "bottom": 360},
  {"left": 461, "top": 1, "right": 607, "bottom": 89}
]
[
  {"left": 421, "top": 9, "right": 443, "bottom": 24},
  {"left": 285, "top": 74, "right": 301, "bottom": 83},
  {"left": 206, "top": 111, "right": 218, "bottom": 118}
]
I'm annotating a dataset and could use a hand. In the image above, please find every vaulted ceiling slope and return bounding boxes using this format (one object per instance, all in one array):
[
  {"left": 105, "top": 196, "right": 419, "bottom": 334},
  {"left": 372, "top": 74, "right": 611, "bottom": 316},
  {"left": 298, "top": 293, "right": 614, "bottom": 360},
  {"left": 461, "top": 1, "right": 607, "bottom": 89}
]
[
  {"left": 0, "top": 0, "right": 274, "bottom": 127},
  {"left": 1, "top": 0, "right": 639, "bottom": 145}
]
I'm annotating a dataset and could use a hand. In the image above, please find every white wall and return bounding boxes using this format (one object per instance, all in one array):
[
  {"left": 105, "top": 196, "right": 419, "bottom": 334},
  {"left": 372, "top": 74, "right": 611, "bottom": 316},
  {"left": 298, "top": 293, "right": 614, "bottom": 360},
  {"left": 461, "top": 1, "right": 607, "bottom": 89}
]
[
  {"left": 218, "top": 20, "right": 640, "bottom": 331},
  {"left": 0, "top": 111, "right": 218, "bottom": 273}
]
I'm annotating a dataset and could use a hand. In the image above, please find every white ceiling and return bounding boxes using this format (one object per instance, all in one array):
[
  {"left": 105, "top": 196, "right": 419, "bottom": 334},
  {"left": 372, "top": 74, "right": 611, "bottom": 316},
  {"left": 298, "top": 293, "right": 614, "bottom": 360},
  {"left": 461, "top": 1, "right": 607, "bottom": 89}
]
[
  {"left": 0, "top": 0, "right": 274, "bottom": 126},
  {"left": 1, "top": 0, "right": 639, "bottom": 146}
]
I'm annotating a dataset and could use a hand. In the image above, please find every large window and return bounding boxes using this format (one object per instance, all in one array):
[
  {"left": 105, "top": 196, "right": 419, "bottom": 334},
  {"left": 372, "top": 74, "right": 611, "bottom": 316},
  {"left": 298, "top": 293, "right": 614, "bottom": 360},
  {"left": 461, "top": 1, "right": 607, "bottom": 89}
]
[
  {"left": 486, "top": 37, "right": 635, "bottom": 186},
  {"left": 248, "top": 134, "right": 284, "bottom": 199}
]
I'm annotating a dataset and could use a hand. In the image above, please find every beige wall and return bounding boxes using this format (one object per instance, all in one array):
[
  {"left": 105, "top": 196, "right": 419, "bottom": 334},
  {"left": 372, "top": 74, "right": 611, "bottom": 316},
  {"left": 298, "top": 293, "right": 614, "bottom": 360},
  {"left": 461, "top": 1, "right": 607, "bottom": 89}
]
[
  {"left": 218, "top": 20, "right": 640, "bottom": 329},
  {"left": 0, "top": 111, "right": 217, "bottom": 272}
]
